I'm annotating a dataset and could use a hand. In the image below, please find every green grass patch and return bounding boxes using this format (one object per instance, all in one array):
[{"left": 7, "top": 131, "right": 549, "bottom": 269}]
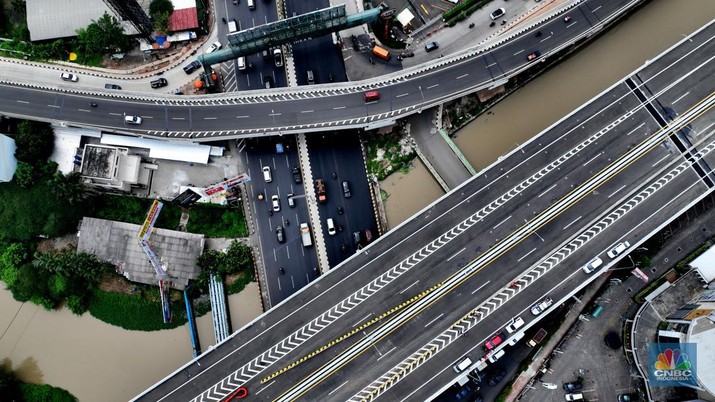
[
  {"left": 635, "top": 268, "right": 678, "bottom": 304},
  {"left": 87, "top": 288, "right": 188, "bottom": 331},
  {"left": 20, "top": 383, "right": 77, "bottom": 402},
  {"left": 88, "top": 194, "right": 182, "bottom": 230},
  {"left": 186, "top": 204, "right": 248, "bottom": 238},
  {"left": 226, "top": 271, "right": 255, "bottom": 295},
  {"left": 443, "top": 0, "right": 491, "bottom": 24},
  {"left": 676, "top": 240, "right": 712, "bottom": 270}
]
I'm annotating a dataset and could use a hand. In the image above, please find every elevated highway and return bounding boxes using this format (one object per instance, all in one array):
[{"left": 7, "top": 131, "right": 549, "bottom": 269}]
[
  {"left": 134, "top": 19, "right": 715, "bottom": 402},
  {"left": 0, "top": 0, "right": 645, "bottom": 141}
]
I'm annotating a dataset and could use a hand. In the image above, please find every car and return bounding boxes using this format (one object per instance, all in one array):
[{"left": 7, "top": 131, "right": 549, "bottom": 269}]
[
  {"left": 262, "top": 166, "right": 272, "bottom": 182},
  {"left": 454, "top": 383, "right": 474, "bottom": 400},
  {"left": 618, "top": 394, "right": 636, "bottom": 402},
  {"left": 275, "top": 226, "right": 285, "bottom": 243},
  {"left": 565, "top": 393, "right": 584, "bottom": 401},
  {"left": 150, "top": 78, "right": 168, "bottom": 88},
  {"left": 271, "top": 195, "right": 280, "bottom": 211},
  {"left": 353, "top": 231, "right": 361, "bottom": 245},
  {"left": 453, "top": 356, "right": 472, "bottom": 373},
  {"left": 273, "top": 48, "right": 283, "bottom": 67},
  {"left": 60, "top": 72, "right": 78, "bottom": 82},
  {"left": 607, "top": 241, "right": 631, "bottom": 258},
  {"left": 531, "top": 296, "right": 553, "bottom": 315},
  {"left": 505, "top": 316, "right": 525, "bottom": 333},
  {"left": 183, "top": 61, "right": 201, "bottom": 74},
  {"left": 490, "top": 7, "right": 505, "bottom": 20},
  {"left": 262, "top": 49, "right": 271, "bottom": 60},
  {"left": 287, "top": 193, "right": 295, "bottom": 208},
  {"left": 275, "top": 143, "right": 284, "bottom": 153},
  {"left": 527, "top": 50, "right": 541, "bottom": 61},
  {"left": 564, "top": 15, "right": 572, "bottom": 23},
  {"left": 104, "top": 83, "right": 122, "bottom": 90},
  {"left": 206, "top": 41, "right": 222, "bottom": 54},
  {"left": 342, "top": 181, "right": 352, "bottom": 198},
  {"left": 507, "top": 331, "right": 525, "bottom": 346},
  {"left": 563, "top": 381, "right": 583, "bottom": 392},
  {"left": 327, "top": 218, "right": 336, "bottom": 236},
  {"left": 582, "top": 257, "right": 603, "bottom": 273},
  {"left": 124, "top": 115, "right": 142, "bottom": 125},
  {"left": 364, "top": 90, "right": 380, "bottom": 102},
  {"left": 485, "top": 332, "right": 505, "bottom": 350},
  {"left": 425, "top": 41, "right": 439, "bottom": 52},
  {"left": 364, "top": 229, "right": 373, "bottom": 244},
  {"left": 292, "top": 167, "right": 302, "bottom": 184},
  {"left": 487, "top": 368, "right": 506, "bottom": 386}
]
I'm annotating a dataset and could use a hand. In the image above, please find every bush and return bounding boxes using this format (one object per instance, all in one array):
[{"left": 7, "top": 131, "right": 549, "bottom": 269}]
[
  {"left": 186, "top": 204, "right": 248, "bottom": 237},
  {"left": 13, "top": 120, "right": 54, "bottom": 163},
  {"left": 20, "top": 382, "right": 77, "bottom": 402},
  {"left": 88, "top": 194, "right": 182, "bottom": 230},
  {"left": 88, "top": 289, "right": 188, "bottom": 331}
]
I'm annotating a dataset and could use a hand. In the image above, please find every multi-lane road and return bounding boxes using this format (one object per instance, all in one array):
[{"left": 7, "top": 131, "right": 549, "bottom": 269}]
[
  {"left": 134, "top": 18, "right": 715, "bottom": 402},
  {"left": 0, "top": 0, "right": 643, "bottom": 139}
]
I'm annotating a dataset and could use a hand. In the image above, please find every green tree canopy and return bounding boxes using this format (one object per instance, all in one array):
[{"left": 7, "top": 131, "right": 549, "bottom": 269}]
[
  {"left": 13, "top": 120, "right": 54, "bottom": 163},
  {"left": 149, "top": 0, "right": 174, "bottom": 17}
]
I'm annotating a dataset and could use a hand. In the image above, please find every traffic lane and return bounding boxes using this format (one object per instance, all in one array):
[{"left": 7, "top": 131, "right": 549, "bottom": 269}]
[{"left": 292, "top": 37, "right": 341, "bottom": 86}]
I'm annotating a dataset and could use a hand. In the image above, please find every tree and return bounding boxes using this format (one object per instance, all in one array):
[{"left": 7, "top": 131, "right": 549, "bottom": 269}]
[
  {"left": 13, "top": 120, "right": 54, "bottom": 163},
  {"left": 49, "top": 172, "right": 87, "bottom": 205},
  {"left": 12, "top": 161, "right": 36, "bottom": 188},
  {"left": 93, "top": 12, "right": 131, "bottom": 52},
  {"left": 149, "top": 0, "right": 174, "bottom": 17},
  {"left": 153, "top": 12, "right": 170, "bottom": 35}
]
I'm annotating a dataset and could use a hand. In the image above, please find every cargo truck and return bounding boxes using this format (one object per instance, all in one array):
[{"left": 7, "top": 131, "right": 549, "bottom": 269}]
[
  {"left": 300, "top": 223, "right": 313, "bottom": 247},
  {"left": 371, "top": 45, "right": 391, "bottom": 61},
  {"left": 315, "top": 179, "right": 327, "bottom": 203}
]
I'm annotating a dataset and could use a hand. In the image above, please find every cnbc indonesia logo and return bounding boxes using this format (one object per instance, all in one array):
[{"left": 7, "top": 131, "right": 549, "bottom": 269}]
[{"left": 653, "top": 348, "right": 693, "bottom": 383}]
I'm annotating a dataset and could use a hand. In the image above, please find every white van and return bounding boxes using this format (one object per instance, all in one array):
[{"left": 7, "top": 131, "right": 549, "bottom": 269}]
[
  {"left": 327, "top": 218, "right": 336, "bottom": 236},
  {"left": 247, "top": 0, "right": 255, "bottom": 10},
  {"left": 453, "top": 357, "right": 472, "bottom": 373},
  {"left": 228, "top": 19, "right": 238, "bottom": 33},
  {"left": 565, "top": 393, "right": 584, "bottom": 401},
  {"left": 262, "top": 166, "right": 272, "bottom": 182},
  {"left": 238, "top": 56, "right": 246, "bottom": 71},
  {"left": 487, "top": 349, "right": 505, "bottom": 363}
]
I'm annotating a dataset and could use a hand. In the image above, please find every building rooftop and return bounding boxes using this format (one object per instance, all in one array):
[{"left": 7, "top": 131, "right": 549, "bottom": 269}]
[
  {"left": 81, "top": 144, "right": 117, "bottom": 179},
  {"left": 77, "top": 217, "right": 204, "bottom": 290}
]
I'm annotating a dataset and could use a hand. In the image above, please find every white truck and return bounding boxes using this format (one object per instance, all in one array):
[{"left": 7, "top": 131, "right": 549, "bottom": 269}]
[
  {"left": 228, "top": 19, "right": 238, "bottom": 33},
  {"left": 300, "top": 223, "right": 313, "bottom": 247}
]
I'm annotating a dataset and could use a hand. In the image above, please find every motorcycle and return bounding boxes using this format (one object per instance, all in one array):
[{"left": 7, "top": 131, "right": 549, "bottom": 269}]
[
  {"left": 89, "top": 101, "right": 98, "bottom": 108},
  {"left": 337, "top": 206, "right": 344, "bottom": 215},
  {"left": 284, "top": 219, "right": 290, "bottom": 226},
  {"left": 222, "top": 17, "right": 227, "bottom": 24},
  {"left": 332, "top": 171, "right": 337, "bottom": 179},
  {"left": 279, "top": 267, "right": 285, "bottom": 275}
]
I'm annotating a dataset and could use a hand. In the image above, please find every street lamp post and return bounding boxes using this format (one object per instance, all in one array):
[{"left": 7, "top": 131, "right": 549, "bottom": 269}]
[{"left": 418, "top": 85, "right": 425, "bottom": 113}]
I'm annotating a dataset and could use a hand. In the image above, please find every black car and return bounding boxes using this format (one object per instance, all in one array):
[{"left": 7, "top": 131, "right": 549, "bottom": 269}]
[
  {"left": 563, "top": 381, "right": 583, "bottom": 392},
  {"left": 104, "top": 83, "right": 122, "bottom": 90},
  {"left": 292, "top": 167, "right": 302, "bottom": 184},
  {"left": 276, "top": 226, "right": 285, "bottom": 243},
  {"left": 183, "top": 61, "right": 201, "bottom": 74},
  {"left": 425, "top": 41, "right": 439, "bottom": 52},
  {"left": 150, "top": 78, "right": 168, "bottom": 88},
  {"left": 488, "top": 368, "right": 506, "bottom": 387}
]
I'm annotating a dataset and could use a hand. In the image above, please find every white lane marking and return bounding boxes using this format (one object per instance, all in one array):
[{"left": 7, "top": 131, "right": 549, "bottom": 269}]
[
  {"left": 353, "top": 313, "right": 372, "bottom": 327},
  {"left": 538, "top": 183, "right": 558, "bottom": 198},
  {"left": 492, "top": 215, "right": 512, "bottom": 230},
  {"left": 47, "top": 104, "right": 60, "bottom": 108},
  {"left": 333, "top": 106, "right": 346, "bottom": 110},
  {"left": 277, "top": 277, "right": 282, "bottom": 291},
  {"left": 487, "top": 62, "right": 497, "bottom": 68},
  {"left": 513, "top": 49, "right": 524, "bottom": 55},
  {"left": 652, "top": 154, "right": 670, "bottom": 167},
  {"left": 446, "top": 247, "right": 466, "bottom": 262},
  {"left": 608, "top": 184, "right": 627, "bottom": 198},
  {"left": 16, "top": 100, "right": 29, "bottom": 104},
  {"left": 204, "top": 117, "right": 217, "bottom": 120},
  {"left": 423, "top": 313, "right": 444, "bottom": 328},
  {"left": 562, "top": 216, "right": 582, "bottom": 231},
  {"left": 396, "top": 93, "right": 409, "bottom": 98},
  {"left": 236, "top": 115, "right": 250, "bottom": 119},
  {"left": 109, "top": 112, "right": 122, "bottom": 116},
  {"left": 582, "top": 152, "right": 602, "bottom": 167},
  {"left": 626, "top": 122, "right": 645, "bottom": 136},
  {"left": 592, "top": 5, "right": 601, "bottom": 11},
  {"left": 291, "top": 276, "right": 295, "bottom": 289},
  {"left": 672, "top": 91, "right": 690, "bottom": 105},
  {"left": 471, "top": 280, "right": 491, "bottom": 295},
  {"left": 255, "top": 381, "right": 275, "bottom": 395},
  {"left": 566, "top": 22, "right": 577, "bottom": 28},
  {"left": 328, "top": 381, "right": 349, "bottom": 396},
  {"left": 377, "top": 347, "right": 396, "bottom": 361},
  {"left": 172, "top": 117, "right": 185, "bottom": 120},
  {"left": 399, "top": 281, "right": 420, "bottom": 295},
  {"left": 517, "top": 247, "right": 538, "bottom": 262},
  {"left": 540, "top": 36, "right": 552, "bottom": 42},
  {"left": 699, "top": 122, "right": 715, "bottom": 136},
  {"left": 456, "top": 73, "right": 468, "bottom": 80},
  {"left": 78, "top": 109, "right": 91, "bottom": 112},
  {"left": 300, "top": 110, "right": 314, "bottom": 113},
  {"left": 426, "top": 84, "right": 439, "bottom": 89},
  {"left": 269, "top": 112, "right": 282, "bottom": 116}
]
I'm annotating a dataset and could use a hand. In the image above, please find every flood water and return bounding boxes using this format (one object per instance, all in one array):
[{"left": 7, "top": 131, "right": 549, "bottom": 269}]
[
  {"left": 2, "top": 1, "right": 714, "bottom": 401},
  {"left": 0, "top": 282, "right": 261, "bottom": 401}
]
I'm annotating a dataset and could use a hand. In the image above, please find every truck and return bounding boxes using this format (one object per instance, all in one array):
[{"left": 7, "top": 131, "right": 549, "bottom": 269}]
[
  {"left": 315, "top": 179, "right": 327, "bottom": 203},
  {"left": 372, "top": 45, "right": 391, "bottom": 61},
  {"left": 228, "top": 19, "right": 238, "bottom": 33},
  {"left": 527, "top": 328, "right": 548, "bottom": 347},
  {"left": 300, "top": 223, "right": 313, "bottom": 247}
]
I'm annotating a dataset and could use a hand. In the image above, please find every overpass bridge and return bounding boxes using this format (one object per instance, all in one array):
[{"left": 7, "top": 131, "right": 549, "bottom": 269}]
[
  {"left": 133, "top": 18, "right": 715, "bottom": 402},
  {"left": 0, "top": 0, "right": 645, "bottom": 141}
]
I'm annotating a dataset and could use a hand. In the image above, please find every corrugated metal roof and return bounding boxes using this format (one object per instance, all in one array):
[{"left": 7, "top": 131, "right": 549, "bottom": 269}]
[
  {"left": 169, "top": 7, "right": 199, "bottom": 31},
  {"left": 27, "top": 0, "right": 122, "bottom": 41},
  {"left": 100, "top": 134, "right": 210, "bottom": 164},
  {"left": 0, "top": 134, "right": 18, "bottom": 182}
]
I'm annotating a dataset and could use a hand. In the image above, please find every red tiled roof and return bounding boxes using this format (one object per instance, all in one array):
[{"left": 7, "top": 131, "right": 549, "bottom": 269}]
[{"left": 169, "top": 8, "right": 198, "bottom": 31}]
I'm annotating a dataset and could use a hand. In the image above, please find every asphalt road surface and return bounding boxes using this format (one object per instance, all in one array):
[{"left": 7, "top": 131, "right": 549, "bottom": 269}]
[{"left": 134, "top": 19, "right": 715, "bottom": 402}]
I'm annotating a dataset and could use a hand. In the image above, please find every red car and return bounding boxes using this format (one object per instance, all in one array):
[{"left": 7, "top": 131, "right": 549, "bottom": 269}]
[
  {"left": 485, "top": 332, "right": 505, "bottom": 350},
  {"left": 527, "top": 50, "right": 541, "bottom": 61}
]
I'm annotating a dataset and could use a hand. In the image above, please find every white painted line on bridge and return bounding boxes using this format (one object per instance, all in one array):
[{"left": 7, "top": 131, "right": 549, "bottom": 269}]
[
  {"left": 582, "top": 152, "right": 602, "bottom": 166},
  {"left": 329, "top": 381, "right": 349, "bottom": 396},
  {"left": 399, "top": 281, "right": 420, "bottom": 295},
  {"left": 353, "top": 313, "right": 372, "bottom": 327},
  {"left": 652, "top": 154, "right": 670, "bottom": 167},
  {"left": 377, "top": 347, "right": 396, "bottom": 361},
  {"left": 446, "top": 247, "right": 466, "bottom": 262},
  {"left": 562, "top": 216, "right": 582, "bottom": 230},
  {"left": 300, "top": 110, "right": 314, "bottom": 113},
  {"left": 109, "top": 112, "right": 122, "bottom": 116},
  {"left": 333, "top": 106, "right": 346, "bottom": 110},
  {"left": 396, "top": 93, "right": 409, "bottom": 98},
  {"left": 492, "top": 215, "right": 512, "bottom": 230},
  {"left": 47, "top": 104, "right": 60, "bottom": 108},
  {"left": 608, "top": 184, "right": 627, "bottom": 198},
  {"left": 236, "top": 115, "right": 250, "bottom": 119},
  {"left": 277, "top": 277, "right": 282, "bottom": 291},
  {"left": 424, "top": 313, "right": 444, "bottom": 328},
  {"left": 538, "top": 183, "right": 558, "bottom": 197},
  {"left": 269, "top": 112, "right": 282, "bottom": 116},
  {"left": 672, "top": 91, "right": 690, "bottom": 105},
  {"left": 78, "top": 109, "right": 91, "bottom": 112},
  {"left": 255, "top": 380, "right": 275, "bottom": 395},
  {"left": 172, "top": 117, "right": 185, "bottom": 120},
  {"left": 487, "top": 62, "right": 497, "bottom": 68},
  {"left": 626, "top": 122, "right": 645, "bottom": 136},
  {"left": 513, "top": 49, "right": 524, "bottom": 55},
  {"left": 540, "top": 36, "right": 552, "bottom": 43},
  {"left": 456, "top": 73, "right": 469, "bottom": 80},
  {"left": 426, "top": 84, "right": 439, "bottom": 89},
  {"left": 291, "top": 276, "right": 295, "bottom": 289},
  {"left": 16, "top": 100, "right": 29, "bottom": 104},
  {"left": 592, "top": 5, "right": 601, "bottom": 11},
  {"left": 471, "top": 280, "right": 491, "bottom": 295},
  {"left": 700, "top": 122, "right": 715, "bottom": 136},
  {"left": 517, "top": 248, "right": 537, "bottom": 262},
  {"left": 204, "top": 117, "right": 217, "bottom": 120}
]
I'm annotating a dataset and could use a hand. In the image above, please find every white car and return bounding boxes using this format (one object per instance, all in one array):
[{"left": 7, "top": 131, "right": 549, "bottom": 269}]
[
  {"left": 505, "top": 316, "right": 525, "bottom": 333},
  {"left": 327, "top": 218, "right": 336, "bottom": 236},
  {"left": 60, "top": 72, "right": 78, "bottom": 82},
  {"left": 271, "top": 195, "right": 280, "bottom": 212},
  {"left": 582, "top": 257, "right": 603, "bottom": 273},
  {"left": 262, "top": 166, "right": 272, "bottom": 183},
  {"left": 490, "top": 7, "right": 506, "bottom": 20},
  {"left": 607, "top": 241, "right": 630, "bottom": 258},
  {"left": 124, "top": 115, "right": 142, "bottom": 125},
  {"left": 531, "top": 296, "right": 553, "bottom": 315},
  {"left": 206, "top": 41, "right": 222, "bottom": 54}
]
